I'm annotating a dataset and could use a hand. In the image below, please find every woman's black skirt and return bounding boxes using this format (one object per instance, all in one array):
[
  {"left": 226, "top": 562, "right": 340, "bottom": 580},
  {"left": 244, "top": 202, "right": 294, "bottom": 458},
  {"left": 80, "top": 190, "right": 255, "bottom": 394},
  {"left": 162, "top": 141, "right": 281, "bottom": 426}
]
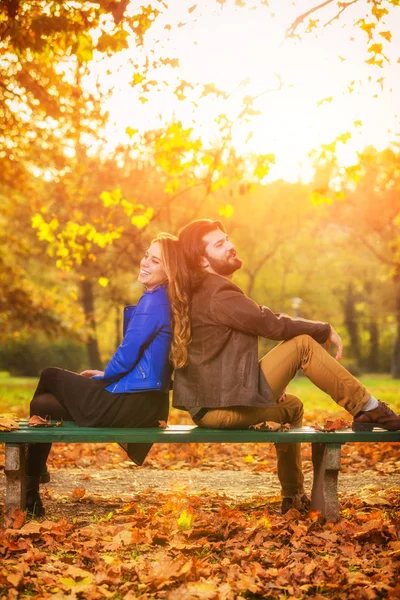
[{"left": 32, "top": 367, "right": 169, "bottom": 465}]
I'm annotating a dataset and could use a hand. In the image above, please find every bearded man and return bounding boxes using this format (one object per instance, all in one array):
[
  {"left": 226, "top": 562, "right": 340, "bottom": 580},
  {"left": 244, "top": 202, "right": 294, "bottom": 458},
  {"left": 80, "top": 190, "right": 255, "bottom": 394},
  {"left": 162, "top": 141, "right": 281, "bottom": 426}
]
[{"left": 173, "top": 219, "right": 400, "bottom": 513}]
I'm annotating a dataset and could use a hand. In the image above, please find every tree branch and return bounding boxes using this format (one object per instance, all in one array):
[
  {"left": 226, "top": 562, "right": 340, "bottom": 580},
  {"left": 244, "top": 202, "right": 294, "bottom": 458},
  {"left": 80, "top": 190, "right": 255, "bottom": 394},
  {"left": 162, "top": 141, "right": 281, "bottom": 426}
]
[
  {"left": 286, "top": 0, "right": 335, "bottom": 38},
  {"left": 324, "top": 0, "right": 359, "bottom": 28}
]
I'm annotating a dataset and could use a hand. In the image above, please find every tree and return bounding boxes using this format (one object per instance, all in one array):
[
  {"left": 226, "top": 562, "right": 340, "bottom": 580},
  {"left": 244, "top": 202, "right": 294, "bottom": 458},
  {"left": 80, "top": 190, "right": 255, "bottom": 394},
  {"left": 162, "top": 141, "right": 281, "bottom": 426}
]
[{"left": 311, "top": 144, "right": 400, "bottom": 375}]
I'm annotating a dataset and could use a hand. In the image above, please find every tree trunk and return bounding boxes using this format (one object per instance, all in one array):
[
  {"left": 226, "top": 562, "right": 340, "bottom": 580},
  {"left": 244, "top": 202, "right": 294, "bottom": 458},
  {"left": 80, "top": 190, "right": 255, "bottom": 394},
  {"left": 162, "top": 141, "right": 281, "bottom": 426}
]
[
  {"left": 364, "top": 281, "right": 379, "bottom": 372},
  {"left": 344, "top": 282, "right": 361, "bottom": 364},
  {"left": 366, "top": 319, "right": 379, "bottom": 372},
  {"left": 391, "top": 281, "right": 400, "bottom": 379},
  {"left": 80, "top": 278, "right": 102, "bottom": 370}
]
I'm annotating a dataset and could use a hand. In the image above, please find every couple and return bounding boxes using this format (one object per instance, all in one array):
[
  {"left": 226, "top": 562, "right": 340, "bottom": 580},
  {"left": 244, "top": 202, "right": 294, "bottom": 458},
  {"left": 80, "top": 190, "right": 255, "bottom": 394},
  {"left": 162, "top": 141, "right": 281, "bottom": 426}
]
[{"left": 26, "top": 220, "right": 400, "bottom": 517}]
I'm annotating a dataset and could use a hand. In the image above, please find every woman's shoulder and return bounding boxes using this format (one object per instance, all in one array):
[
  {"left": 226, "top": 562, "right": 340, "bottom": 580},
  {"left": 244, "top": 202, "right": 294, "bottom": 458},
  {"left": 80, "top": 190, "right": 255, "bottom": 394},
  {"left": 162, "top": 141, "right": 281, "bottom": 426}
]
[{"left": 137, "top": 285, "right": 170, "bottom": 312}]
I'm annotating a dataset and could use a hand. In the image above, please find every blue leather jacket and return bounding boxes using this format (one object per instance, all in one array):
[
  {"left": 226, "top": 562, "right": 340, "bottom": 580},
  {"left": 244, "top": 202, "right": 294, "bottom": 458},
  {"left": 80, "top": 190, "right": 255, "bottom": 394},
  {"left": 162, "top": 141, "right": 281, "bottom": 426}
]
[{"left": 94, "top": 284, "right": 172, "bottom": 393}]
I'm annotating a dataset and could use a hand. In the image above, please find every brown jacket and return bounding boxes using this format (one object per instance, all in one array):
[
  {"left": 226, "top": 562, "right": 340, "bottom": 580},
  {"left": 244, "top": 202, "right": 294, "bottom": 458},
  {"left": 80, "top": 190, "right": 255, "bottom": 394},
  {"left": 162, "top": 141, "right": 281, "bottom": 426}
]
[{"left": 173, "top": 273, "right": 331, "bottom": 410}]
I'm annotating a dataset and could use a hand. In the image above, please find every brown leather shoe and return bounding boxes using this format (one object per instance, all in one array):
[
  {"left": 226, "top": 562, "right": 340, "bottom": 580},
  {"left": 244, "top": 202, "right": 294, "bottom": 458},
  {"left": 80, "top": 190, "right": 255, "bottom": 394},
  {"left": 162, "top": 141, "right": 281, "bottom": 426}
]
[
  {"left": 352, "top": 401, "right": 400, "bottom": 431},
  {"left": 281, "top": 494, "right": 310, "bottom": 515}
]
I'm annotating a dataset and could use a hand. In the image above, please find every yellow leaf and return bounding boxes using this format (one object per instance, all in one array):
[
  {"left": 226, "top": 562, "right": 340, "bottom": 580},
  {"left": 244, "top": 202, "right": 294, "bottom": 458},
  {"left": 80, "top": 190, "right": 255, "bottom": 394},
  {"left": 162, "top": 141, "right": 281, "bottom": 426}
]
[
  {"left": 359, "top": 21, "right": 375, "bottom": 40},
  {"left": 177, "top": 509, "right": 195, "bottom": 530},
  {"left": 126, "top": 127, "right": 138, "bottom": 138},
  {"left": 132, "top": 73, "right": 145, "bottom": 85},
  {"left": 368, "top": 43, "right": 383, "bottom": 54},
  {"left": 379, "top": 30, "right": 392, "bottom": 42},
  {"left": 365, "top": 56, "right": 383, "bottom": 67},
  {"left": 244, "top": 455, "right": 254, "bottom": 463},
  {"left": 371, "top": 5, "right": 388, "bottom": 21},
  {"left": 317, "top": 96, "right": 333, "bottom": 106},
  {"left": 306, "top": 18, "right": 318, "bottom": 33},
  {"left": 98, "top": 277, "right": 109, "bottom": 288}
]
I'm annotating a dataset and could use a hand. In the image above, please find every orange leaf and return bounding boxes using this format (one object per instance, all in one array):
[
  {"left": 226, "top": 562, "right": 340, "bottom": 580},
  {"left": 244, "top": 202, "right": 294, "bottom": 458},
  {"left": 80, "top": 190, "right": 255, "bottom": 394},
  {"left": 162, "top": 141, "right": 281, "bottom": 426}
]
[
  {"left": 71, "top": 488, "right": 86, "bottom": 500},
  {"left": 4, "top": 507, "right": 26, "bottom": 529},
  {"left": 28, "top": 415, "right": 63, "bottom": 427}
]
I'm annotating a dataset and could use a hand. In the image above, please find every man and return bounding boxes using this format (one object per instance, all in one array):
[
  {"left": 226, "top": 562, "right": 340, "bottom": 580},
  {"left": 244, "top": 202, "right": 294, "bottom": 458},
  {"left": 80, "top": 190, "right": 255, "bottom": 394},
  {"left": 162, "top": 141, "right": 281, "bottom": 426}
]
[{"left": 173, "top": 219, "right": 400, "bottom": 513}]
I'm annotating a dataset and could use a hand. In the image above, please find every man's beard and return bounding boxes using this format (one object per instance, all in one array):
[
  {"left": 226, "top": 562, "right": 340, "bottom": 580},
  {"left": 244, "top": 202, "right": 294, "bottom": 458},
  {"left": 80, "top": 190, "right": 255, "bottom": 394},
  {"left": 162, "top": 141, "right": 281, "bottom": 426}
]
[{"left": 207, "top": 251, "right": 242, "bottom": 276}]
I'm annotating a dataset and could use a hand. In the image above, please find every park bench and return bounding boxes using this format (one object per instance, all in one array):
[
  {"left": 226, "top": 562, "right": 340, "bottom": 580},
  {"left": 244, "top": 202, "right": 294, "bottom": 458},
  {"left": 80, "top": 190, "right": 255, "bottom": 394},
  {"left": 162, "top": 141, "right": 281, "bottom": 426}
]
[{"left": 1, "top": 421, "right": 399, "bottom": 522}]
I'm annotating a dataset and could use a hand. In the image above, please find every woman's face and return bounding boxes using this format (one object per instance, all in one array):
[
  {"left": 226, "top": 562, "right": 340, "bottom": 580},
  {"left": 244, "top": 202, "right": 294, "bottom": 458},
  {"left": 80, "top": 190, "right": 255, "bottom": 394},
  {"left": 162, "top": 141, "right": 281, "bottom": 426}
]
[{"left": 138, "top": 241, "right": 168, "bottom": 290}]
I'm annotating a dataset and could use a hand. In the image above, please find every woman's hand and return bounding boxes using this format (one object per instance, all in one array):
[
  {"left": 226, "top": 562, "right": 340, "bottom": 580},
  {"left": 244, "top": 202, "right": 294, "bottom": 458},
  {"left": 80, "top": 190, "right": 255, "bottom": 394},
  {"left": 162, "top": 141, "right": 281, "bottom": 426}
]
[
  {"left": 80, "top": 369, "right": 104, "bottom": 378},
  {"left": 325, "top": 327, "right": 343, "bottom": 361}
]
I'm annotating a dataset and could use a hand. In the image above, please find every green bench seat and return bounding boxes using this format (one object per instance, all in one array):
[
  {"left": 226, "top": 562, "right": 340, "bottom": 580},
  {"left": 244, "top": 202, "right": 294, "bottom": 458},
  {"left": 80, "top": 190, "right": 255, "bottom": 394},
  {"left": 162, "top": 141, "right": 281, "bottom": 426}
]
[{"left": 2, "top": 421, "right": 399, "bottom": 522}]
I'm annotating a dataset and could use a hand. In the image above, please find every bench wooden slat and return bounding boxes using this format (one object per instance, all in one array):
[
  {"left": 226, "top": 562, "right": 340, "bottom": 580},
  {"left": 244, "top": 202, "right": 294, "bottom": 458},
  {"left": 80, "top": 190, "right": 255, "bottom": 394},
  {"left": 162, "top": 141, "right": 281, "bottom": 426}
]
[{"left": 1, "top": 422, "right": 400, "bottom": 443}]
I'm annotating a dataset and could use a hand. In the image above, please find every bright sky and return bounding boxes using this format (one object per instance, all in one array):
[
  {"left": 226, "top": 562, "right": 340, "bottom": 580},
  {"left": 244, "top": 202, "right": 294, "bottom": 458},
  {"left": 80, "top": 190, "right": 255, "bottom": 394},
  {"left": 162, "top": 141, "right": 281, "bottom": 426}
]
[{"left": 91, "top": 0, "right": 400, "bottom": 182}]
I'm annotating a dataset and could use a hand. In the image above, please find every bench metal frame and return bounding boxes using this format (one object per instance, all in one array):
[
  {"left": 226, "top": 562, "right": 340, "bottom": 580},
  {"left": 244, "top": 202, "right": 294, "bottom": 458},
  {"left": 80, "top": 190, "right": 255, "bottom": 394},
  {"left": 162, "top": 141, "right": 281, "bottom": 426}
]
[{"left": 1, "top": 422, "right": 399, "bottom": 522}]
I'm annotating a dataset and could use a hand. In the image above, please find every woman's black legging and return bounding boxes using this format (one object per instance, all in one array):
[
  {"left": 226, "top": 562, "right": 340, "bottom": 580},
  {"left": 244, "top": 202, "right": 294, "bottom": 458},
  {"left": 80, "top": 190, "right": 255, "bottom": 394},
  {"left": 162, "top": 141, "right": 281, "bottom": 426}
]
[{"left": 27, "top": 390, "right": 74, "bottom": 476}]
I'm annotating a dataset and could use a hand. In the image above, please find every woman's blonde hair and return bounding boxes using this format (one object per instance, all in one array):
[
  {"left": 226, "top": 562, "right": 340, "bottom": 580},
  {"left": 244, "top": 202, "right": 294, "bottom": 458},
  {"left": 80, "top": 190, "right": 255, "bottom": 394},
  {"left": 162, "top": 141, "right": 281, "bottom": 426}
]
[{"left": 152, "top": 233, "right": 191, "bottom": 369}]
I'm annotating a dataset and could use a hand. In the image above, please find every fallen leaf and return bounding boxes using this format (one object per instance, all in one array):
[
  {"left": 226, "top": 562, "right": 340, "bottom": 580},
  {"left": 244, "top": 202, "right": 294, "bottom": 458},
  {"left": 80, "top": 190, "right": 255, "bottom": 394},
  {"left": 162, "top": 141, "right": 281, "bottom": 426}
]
[
  {"left": 4, "top": 507, "right": 26, "bottom": 529},
  {"left": 159, "top": 420, "right": 168, "bottom": 428},
  {"left": 0, "top": 416, "right": 20, "bottom": 431},
  {"left": 71, "top": 488, "right": 86, "bottom": 500},
  {"left": 250, "top": 421, "right": 290, "bottom": 432},
  {"left": 29, "top": 415, "right": 63, "bottom": 427},
  {"left": 313, "top": 417, "right": 351, "bottom": 432}
]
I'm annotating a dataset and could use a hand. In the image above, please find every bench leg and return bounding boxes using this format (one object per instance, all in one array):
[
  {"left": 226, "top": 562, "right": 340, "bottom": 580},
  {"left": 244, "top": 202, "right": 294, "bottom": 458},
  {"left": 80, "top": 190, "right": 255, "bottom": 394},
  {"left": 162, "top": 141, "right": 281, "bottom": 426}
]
[
  {"left": 311, "top": 442, "right": 342, "bottom": 522},
  {"left": 4, "top": 443, "right": 26, "bottom": 515}
]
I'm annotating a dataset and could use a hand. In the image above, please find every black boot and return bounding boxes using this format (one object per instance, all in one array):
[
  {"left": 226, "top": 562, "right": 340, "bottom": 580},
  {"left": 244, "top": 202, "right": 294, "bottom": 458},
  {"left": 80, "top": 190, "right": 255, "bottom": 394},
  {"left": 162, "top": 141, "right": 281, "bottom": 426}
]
[{"left": 26, "top": 476, "right": 45, "bottom": 518}]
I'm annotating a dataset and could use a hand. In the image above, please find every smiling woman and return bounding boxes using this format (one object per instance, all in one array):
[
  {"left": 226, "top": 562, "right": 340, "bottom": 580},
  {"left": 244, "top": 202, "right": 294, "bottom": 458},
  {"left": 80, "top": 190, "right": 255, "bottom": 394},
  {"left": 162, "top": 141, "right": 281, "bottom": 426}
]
[{"left": 23, "top": 233, "right": 191, "bottom": 518}]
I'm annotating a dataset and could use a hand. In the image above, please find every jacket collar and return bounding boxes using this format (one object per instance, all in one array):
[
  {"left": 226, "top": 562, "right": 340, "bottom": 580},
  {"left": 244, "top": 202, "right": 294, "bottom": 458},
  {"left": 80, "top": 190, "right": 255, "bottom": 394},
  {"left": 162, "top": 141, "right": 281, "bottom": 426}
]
[{"left": 143, "top": 283, "right": 168, "bottom": 295}]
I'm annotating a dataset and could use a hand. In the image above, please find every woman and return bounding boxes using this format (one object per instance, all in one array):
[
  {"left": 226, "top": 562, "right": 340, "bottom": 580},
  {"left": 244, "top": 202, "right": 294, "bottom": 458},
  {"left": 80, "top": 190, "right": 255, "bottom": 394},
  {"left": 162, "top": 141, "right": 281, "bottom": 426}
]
[{"left": 26, "top": 233, "right": 190, "bottom": 517}]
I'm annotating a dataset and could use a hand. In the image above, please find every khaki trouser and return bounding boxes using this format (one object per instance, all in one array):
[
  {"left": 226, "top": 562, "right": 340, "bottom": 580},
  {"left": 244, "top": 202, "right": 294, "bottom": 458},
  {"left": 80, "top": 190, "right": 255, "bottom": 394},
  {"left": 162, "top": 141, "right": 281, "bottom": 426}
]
[{"left": 198, "top": 334, "right": 371, "bottom": 497}]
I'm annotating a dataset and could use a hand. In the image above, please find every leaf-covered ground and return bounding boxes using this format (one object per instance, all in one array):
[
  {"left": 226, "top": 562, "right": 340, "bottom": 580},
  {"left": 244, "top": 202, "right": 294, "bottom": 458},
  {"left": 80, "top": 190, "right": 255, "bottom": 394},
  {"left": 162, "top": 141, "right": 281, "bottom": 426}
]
[
  {"left": 0, "top": 374, "right": 399, "bottom": 598},
  {"left": 1, "top": 487, "right": 400, "bottom": 599}
]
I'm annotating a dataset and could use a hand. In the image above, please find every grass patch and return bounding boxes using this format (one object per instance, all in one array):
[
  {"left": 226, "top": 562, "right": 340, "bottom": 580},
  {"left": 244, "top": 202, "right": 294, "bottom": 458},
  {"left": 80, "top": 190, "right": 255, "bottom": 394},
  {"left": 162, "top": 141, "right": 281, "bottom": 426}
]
[{"left": 0, "top": 373, "right": 399, "bottom": 421}]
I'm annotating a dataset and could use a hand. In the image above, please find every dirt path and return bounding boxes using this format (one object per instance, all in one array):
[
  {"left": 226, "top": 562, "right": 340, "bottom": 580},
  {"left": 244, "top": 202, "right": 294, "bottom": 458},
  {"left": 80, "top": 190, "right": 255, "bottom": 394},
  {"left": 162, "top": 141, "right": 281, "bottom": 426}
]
[{"left": 2, "top": 467, "right": 399, "bottom": 521}]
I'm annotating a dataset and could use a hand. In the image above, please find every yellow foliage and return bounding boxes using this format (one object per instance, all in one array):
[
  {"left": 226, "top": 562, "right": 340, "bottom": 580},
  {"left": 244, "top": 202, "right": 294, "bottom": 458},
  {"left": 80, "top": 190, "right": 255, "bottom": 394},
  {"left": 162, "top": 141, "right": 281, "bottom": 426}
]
[
  {"left": 131, "top": 208, "right": 154, "bottom": 229},
  {"left": 218, "top": 204, "right": 234, "bottom": 218},
  {"left": 310, "top": 189, "right": 332, "bottom": 205},
  {"left": 98, "top": 277, "right": 109, "bottom": 287},
  {"left": 165, "top": 178, "right": 181, "bottom": 195},
  {"left": 100, "top": 188, "right": 122, "bottom": 207},
  {"left": 253, "top": 154, "right": 275, "bottom": 181},
  {"left": 76, "top": 34, "right": 93, "bottom": 62}
]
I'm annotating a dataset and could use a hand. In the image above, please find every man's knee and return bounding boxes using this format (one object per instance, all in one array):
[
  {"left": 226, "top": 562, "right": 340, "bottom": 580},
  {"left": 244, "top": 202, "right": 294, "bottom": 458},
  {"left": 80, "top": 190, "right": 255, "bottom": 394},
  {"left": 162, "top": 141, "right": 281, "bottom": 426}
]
[{"left": 293, "top": 334, "right": 314, "bottom": 347}]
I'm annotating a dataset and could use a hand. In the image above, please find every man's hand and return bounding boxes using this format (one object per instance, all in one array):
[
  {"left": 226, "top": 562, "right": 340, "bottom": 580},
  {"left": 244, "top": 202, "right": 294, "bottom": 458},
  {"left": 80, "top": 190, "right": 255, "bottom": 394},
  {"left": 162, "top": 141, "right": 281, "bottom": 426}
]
[
  {"left": 277, "top": 389, "right": 287, "bottom": 403},
  {"left": 325, "top": 327, "right": 343, "bottom": 360},
  {"left": 80, "top": 369, "right": 104, "bottom": 378}
]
